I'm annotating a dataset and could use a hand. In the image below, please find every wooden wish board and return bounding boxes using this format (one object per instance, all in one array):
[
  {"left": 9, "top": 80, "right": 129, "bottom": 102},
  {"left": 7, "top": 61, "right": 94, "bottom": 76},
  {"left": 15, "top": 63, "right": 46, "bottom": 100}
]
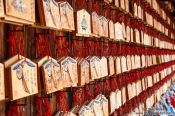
[
  {"left": 94, "top": 99, "right": 103, "bottom": 116},
  {"left": 91, "top": 12, "right": 100, "bottom": 37},
  {"left": 109, "top": 92, "right": 116, "bottom": 114},
  {"left": 115, "top": 0, "right": 119, "bottom": 7},
  {"left": 0, "top": 0, "right": 4, "bottom": 18},
  {"left": 88, "top": 100, "right": 96, "bottom": 116},
  {"left": 76, "top": 9, "right": 91, "bottom": 36},
  {"left": 7, "top": 58, "right": 38, "bottom": 100},
  {"left": 0, "top": 63, "right": 4, "bottom": 101},
  {"left": 101, "top": 95, "right": 109, "bottom": 116},
  {"left": 104, "top": 0, "right": 113, "bottom": 4},
  {"left": 5, "top": 0, "right": 35, "bottom": 24},
  {"left": 99, "top": 16, "right": 109, "bottom": 38},
  {"left": 41, "top": 58, "right": 62, "bottom": 94},
  {"left": 115, "top": 89, "right": 122, "bottom": 109},
  {"left": 109, "top": 20, "right": 115, "bottom": 39},
  {"left": 59, "top": 1, "right": 75, "bottom": 31},
  {"left": 115, "top": 22, "right": 124, "bottom": 41},
  {"left": 77, "top": 59, "right": 90, "bottom": 86},
  {"left": 87, "top": 56, "right": 101, "bottom": 81},
  {"left": 115, "top": 57, "right": 121, "bottom": 74},
  {"left": 59, "top": 57, "right": 78, "bottom": 88},
  {"left": 38, "top": 0, "right": 62, "bottom": 29},
  {"left": 100, "top": 56, "right": 108, "bottom": 78},
  {"left": 108, "top": 56, "right": 115, "bottom": 76}
]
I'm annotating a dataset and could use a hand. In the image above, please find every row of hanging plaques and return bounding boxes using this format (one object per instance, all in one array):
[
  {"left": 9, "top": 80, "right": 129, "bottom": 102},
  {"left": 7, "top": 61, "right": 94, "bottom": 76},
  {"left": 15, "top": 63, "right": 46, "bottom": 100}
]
[
  {"left": 109, "top": 65, "right": 175, "bottom": 114},
  {"left": 55, "top": 94, "right": 109, "bottom": 116},
  {"left": 0, "top": 0, "right": 174, "bottom": 50},
  {"left": 0, "top": 53, "right": 174, "bottom": 101}
]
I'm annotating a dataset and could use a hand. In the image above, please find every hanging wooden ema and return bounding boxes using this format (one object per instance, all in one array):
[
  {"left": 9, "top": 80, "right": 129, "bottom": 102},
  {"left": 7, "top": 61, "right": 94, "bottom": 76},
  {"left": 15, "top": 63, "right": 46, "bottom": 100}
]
[
  {"left": 99, "top": 16, "right": 108, "bottom": 38},
  {"left": 91, "top": 12, "right": 100, "bottom": 37},
  {"left": 100, "top": 56, "right": 108, "bottom": 78},
  {"left": 108, "top": 56, "right": 115, "bottom": 76},
  {"left": 77, "top": 59, "right": 89, "bottom": 86},
  {"left": 4, "top": 0, "right": 35, "bottom": 24},
  {"left": 0, "top": 0, "right": 4, "bottom": 18},
  {"left": 104, "top": 0, "right": 113, "bottom": 4},
  {"left": 115, "top": 0, "right": 119, "bottom": 7},
  {"left": 4, "top": 55, "right": 38, "bottom": 100},
  {"left": 115, "top": 22, "right": 123, "bottom": 41},
  {"left": 78, "top": 105, "right": 92, "bottom": 116},
  {"left": 109, "top": 92, "right": 116, "bottom": 114},
  {"left": 41, "top": 57, "right": 62, "bottom": 94},
  {"left": 76, "top": 9, "right": 91, "bottom": 37},
  {"left": 59, "top": 1, "right": 75, "bottom": 31},
  {"left": 93, "top": 94, "right": 108, "bottom": 116},
  {"left": 101, "top": 95, "right": 109, "bottom": 116},
  {"left": 88, "top": 100, "right": 96, "bottom": 115},
  {"left": 87, "top": 56, "right": 101, "bottom": 81},
  {"left": 0, "top": 63, "right": 5, "bottom": 101},
  {"left": 115, "top": 57, "right": 121, "bottom": 74},
  {"left": 94, "top": 98, "right": 103, "bottom": 116},
  {"left": 109, "top": 20, "right": 115, "bottom": 39},
  {"left": 58, "top": 57, "right": 78, "bottom": 88},
  {"left": 38, "top": 0, "right": 61, "bottom": 29}
]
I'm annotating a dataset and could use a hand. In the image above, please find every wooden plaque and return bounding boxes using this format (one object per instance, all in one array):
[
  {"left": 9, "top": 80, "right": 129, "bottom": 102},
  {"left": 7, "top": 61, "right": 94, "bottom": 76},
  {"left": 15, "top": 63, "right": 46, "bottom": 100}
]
[
  {"left": 102, "top": 96, "right": 109, "bottom": 116},
  {"left": 60, "top": 57, "right": 78, "bottom": 88},
  {"left": 132, "top": 82, "right": 137, "bottom": 97},
  {"left": 115, "top": 0, "right": 119, "bottom": 7},
  {"left": 76, "top": 9, "right": 91, "bottom": 36},
  {"left": 78, "top": 59, "right": 89, "bottom": 86},
  {"left": 5, "top": 0, "right": 35, "bottom": 23},
  {"left": 115, "top": 89, "right": 122, "bottom": 109},
  {"left": 109, "top": 92, "right": 116, "bottom": 114},
  {"left": 122, "top": 22, "right": 126, "bottom": 40},
  {"left": 88, "top": 100, "right": 96, "bottom": 116},
  {"left": 126, "top": 26, "right": 130, "bottom": 42},
  {"left": 99, "top": 16, "right": 108, "bottom": 38},
  {"left": 100, "top": 57, "right": 108, "bottom": 78},
  {"left": 88, "top": 56, "right": 101, "bottom": 80},
  {"left": 59, "top": 1, "right": 75, "bottom": 31},
  {"left": 121, "top": 56, "right": 127, "bottom": 73},
  {"left": 127, "top": 84, "right": 132, "bottom": 100},
  {"left": 138, "top": 5, "right": 142, "bottom": 19},
  {"left": 115, "top": 22, "right": 123, "bottom": 40},
  {"left": 121, "top": 87, "right": 126, "bottom": 104},
  {"left": 136, "top": 80, "right": 142, "bottom": 96},
  {"left": 108, "top": 56, "right": 115, "bottom": 76},
  {"left": 141, "top": 55, "right": 146, "bottom": 68},
  {"left": 115, "top": 57, "right": 121, "bottom": 74},
  {"left": 8, "top": 58, "right": 38, "bottom": 100},
  {"left": 131, "top": 55, "right": 135, "bottom": 69},
  {"left": 135, "top": 29, "right": 140, "bottom": 44},
  {"left": 109, "top": 20, "right": 115, "bottom": 39},
  {"left": 91, "top": 12, "right": 99, "bottom": 36},
  {"left": 78, "top": 105, "right": 91, "bottom": 116},
  {"left": 104, "top": 0, "right": 113, "bottom": 4},
  {"left": 68, "top": 57, "right": 78, "bottom": 85},
  {"left": 120, "top": 0, "right": 125, "bottom": 10},
  {"left": 38, "top": 0, "right": 61, "bottom": 29},
  {"left": 42, "top": 58, "right": 62, "bottom": 94},
  {"left": 135, "top": 55, "right": 141, "bottom": 69},
  {"left": 127, "top": 55, "right": 132, "bottom": 71},
  {"left": 130, "top": 28, "right": 134, "bottom": 42},
  {"left": 0, "top": 0, "right": 4, "bottom": 18},
  {"left": 94, "top": 100, "right": 103, "bottom": 116},
  {"left": 134, "top": 3, "right": 138, "bottom": 17},
  {"left": 0, "top": 63, "right": 4, "bottom": 101},
  {"left": 125, "top": 0, "right": 129, "bottom": 12}
]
